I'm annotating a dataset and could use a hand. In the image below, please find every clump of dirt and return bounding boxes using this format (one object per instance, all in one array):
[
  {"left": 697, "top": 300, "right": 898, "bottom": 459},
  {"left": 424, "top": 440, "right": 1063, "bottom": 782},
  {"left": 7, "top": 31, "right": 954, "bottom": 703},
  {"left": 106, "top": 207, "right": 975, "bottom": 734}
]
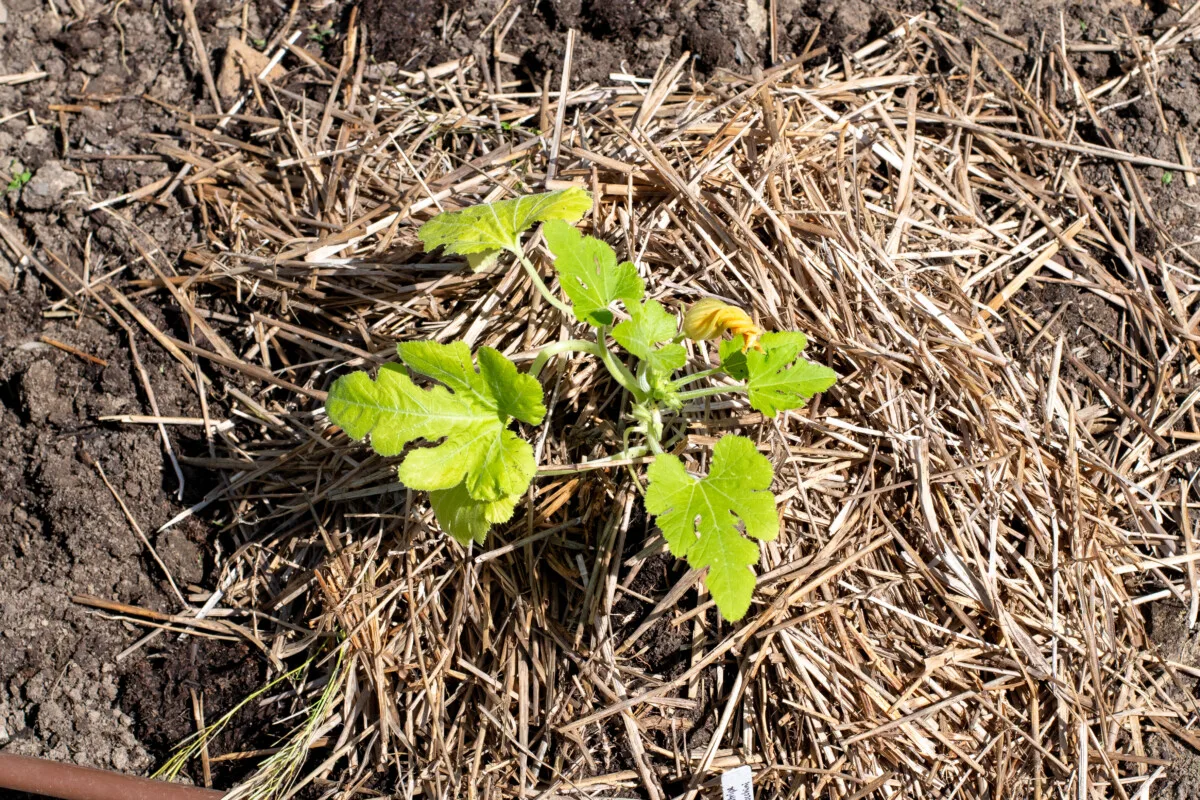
[
  {"left": 122, "top": 639, "right": 270, "bottom": 786},
  {"left": 0, "top": 0, "right": 274, "bottom": 780},
  {"left": 1015, "top": 281, "right": 1123, "bottom": 383},
  {"left": 1142, "top": 602, "right": 1200, "bottom": 798},
  {"left": 0, "top": 275, "right": 206, "bottom": 772},
  {"left": 362, "top": 0, "right": 467, "bottom": 68},
  {"left": 612, "top": 553, "right": 692, "bottom": 677},
  {"left": 788, "top": 0, "right": 879, "bottom": 51},
  {"left": 362, "top": 0, "right": 890, "bottom": 86}
]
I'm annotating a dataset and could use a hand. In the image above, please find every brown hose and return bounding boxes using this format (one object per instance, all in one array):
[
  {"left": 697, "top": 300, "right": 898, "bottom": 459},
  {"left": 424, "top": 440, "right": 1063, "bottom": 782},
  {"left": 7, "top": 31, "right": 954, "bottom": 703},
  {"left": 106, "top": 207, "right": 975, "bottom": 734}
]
[{"left": 0, "top": 752, "right": 225, "bottom": 800}]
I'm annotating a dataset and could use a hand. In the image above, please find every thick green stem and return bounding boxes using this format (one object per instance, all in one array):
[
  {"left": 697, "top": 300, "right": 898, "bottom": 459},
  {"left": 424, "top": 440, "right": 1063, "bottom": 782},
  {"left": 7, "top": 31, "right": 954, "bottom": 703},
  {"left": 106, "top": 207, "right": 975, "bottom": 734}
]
[
  {"left": 629, "top": 402, "right": 666, "bottom": 454},
  {"left": 635, "top": 360, "right": 653, "bottom": 395},
  {"left": 676, "top": 383, "right": 747, "bottom": 403},
  {"left": 529, "top": 339, "right": 601, "bottom": 378},
  {"left": 596, "top": 327, "right": 643, "bottom": 399},
  {"left": 517, "top": 254, "right": 574, "bottom": 317}
]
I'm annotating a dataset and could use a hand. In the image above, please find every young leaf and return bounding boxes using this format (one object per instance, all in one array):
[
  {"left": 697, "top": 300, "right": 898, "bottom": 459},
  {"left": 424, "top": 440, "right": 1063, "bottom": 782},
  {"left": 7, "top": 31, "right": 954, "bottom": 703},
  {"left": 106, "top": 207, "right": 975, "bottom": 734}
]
[
  {"left": 644, "top": 436, "right": 779, "bottom": 621},
  {"left": 418, "top": 188, "right": 592, "bottom": 270},
  {"left": 611, "top": 299, "right": 686, "bottom": 377},
  {"left": 719, "top": 332, "right": 836, "bottom": 415},
  {"left": 717, "top": 331, "right": 804, "bottom": 379},
  {"left": 428, "top": 484, "right": 520, "bottom": 546},
  {"left": 543, "top": 219, "right": 644, "bottom": 326},
  {"left": 325, "top": 341, "right": 546, "bottom": 502}
]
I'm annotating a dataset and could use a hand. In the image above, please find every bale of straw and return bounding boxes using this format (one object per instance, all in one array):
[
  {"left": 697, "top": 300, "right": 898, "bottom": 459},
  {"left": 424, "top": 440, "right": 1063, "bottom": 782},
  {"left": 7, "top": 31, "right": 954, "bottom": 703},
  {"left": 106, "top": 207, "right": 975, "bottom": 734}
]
[{"left": 86, "top": 10, "right": 1200, "bottom": 799}]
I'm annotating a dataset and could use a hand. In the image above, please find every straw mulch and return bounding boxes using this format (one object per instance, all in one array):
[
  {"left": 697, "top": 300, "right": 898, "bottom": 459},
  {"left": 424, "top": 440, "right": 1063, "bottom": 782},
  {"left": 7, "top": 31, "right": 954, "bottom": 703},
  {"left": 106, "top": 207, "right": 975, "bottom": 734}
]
[{"left": 47, "top": 6, "right": 1200, "bottom": 798}]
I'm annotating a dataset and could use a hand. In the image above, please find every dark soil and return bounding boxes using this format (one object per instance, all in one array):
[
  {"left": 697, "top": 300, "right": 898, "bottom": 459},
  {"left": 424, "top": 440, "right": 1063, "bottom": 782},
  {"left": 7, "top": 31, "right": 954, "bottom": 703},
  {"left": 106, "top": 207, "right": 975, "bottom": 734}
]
[
  {"left": 941, "top": 1, "right": 1200, "bottom": 390},
  {"left": 0, "top": 278, "right": 193, "bottom": 774},
  {"left": 0, "top": 0, "right": 269, "bottom": 785},
  {"left": 612, "top": 552, "right": 692, "bottom": 679},
  {"left": 364, "top": 0, "right": 890, "bottom": 85},
  {"left": 121, "top": 639, "right": 270, "bottom": 786},
  {"left": 1144, "top": 602, "right": 1200, "bottom": 798},
  {"left": 607, "top": 549, "right": 721, "bottom": 772},
  {"left": 933, "top": 0, "right": 1200, "bottom": 246},
  {"left": 2, "top": 0, "right": 1200, "bottom": 794}
]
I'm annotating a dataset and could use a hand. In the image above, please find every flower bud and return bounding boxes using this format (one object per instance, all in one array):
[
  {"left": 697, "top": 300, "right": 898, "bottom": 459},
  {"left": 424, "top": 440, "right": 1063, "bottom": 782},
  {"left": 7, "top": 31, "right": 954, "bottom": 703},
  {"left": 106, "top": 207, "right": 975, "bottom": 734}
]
[{"left": 682, "top": 298, "right": 764, "bottom": 351}]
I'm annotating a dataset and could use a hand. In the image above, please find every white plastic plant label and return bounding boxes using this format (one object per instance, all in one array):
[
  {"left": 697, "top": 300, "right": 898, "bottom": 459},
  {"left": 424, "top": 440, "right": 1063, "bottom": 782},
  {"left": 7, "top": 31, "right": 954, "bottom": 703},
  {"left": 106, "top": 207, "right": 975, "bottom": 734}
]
[{"left": 721, "top": 765, "right": 753, "bottom": 800}]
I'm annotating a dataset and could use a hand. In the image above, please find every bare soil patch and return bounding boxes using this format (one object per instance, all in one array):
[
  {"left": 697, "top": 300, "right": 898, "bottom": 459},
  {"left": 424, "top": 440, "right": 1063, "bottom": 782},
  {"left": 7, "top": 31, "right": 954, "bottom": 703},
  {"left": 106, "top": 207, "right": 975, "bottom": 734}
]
[{"left": 363, "top": 0, "right": 891, "bottom": 84}]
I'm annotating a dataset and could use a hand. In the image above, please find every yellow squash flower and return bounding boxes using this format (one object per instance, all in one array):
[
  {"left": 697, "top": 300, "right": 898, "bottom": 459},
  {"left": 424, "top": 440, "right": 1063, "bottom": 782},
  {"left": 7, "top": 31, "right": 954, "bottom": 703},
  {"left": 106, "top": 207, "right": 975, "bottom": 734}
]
[{"left": 682, "top": 298, "right": 764, "bottom": 351}]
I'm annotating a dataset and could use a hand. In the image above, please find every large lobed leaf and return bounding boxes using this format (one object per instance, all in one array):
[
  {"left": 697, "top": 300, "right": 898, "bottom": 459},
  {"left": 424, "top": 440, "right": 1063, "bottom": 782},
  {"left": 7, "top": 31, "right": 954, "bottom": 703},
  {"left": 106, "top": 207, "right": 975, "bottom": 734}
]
[
  {"left": 612, "top": 299, "right": 686, "bottom": 378},
  {"left": 719, "top": 332, "right": 837, "bottom": 415},
  {"left": 543, "top": 219, "right": 644, "bottom": 326},
  {"left": 326, "top": 341, "right": 545, "bottom": 543},
  {"left": 418, "top": 188, "right": 592, "bottom": 268},
  {"left": 644, "top": 436, "right": 779, "bottom": 621}
]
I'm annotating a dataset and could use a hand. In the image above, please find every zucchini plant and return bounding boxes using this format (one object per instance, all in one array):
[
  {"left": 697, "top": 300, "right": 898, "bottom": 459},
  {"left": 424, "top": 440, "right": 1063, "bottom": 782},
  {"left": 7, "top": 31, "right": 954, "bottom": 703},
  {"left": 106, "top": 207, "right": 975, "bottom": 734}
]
[{"left": 324, "top": 189, "right": 837, "bottom": 620}]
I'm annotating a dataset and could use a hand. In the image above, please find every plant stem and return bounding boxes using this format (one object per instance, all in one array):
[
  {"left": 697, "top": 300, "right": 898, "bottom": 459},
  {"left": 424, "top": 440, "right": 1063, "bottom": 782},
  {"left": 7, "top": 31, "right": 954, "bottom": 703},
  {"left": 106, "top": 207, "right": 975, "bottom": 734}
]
[
  {"left": 517, "top": 254, "right": 574, "bottom": 317},
  {"left": 676, "top": 383, "right": 747, "bottom": 403},
  {"left": 635, "top": 360, "right": 652, "bottom": 395},
  {"left": 596, "top": 327, "right": 643, "bottom": 398},
  {"left": 529, "top": 339, "right": 601, "bottom": 377},
  {"left": 629, "top": 402, "right": 666, "bottom": 454},
  {"left": 670, "top": 367, "right": 723, "bottom": 389}
]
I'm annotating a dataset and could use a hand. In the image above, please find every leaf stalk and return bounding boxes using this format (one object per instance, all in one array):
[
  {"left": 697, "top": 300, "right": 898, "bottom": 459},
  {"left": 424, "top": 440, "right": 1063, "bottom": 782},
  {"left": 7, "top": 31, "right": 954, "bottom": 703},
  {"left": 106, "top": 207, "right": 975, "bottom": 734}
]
[
  {"left": 517, "top": 254, "right": 574, "bottom": 317},
  {"left": 596, "top": 326, "right": 643, "bottom": 399},
  {"left": 529, "top": 339, "right": 601, "bottom": 378},
  {"left": 670, "top": 367, "right": 723, "bottom": 389},
  {"left": 676, "top": 383, "right": 748, "bottom": 403}
]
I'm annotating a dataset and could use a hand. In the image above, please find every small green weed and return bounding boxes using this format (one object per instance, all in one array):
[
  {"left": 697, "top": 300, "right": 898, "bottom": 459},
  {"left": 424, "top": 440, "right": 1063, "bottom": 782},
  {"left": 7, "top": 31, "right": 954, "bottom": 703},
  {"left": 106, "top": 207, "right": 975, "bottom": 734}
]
[
  {"left": 307, "top": 22, "right": 334, "bottom": 45},
  {"left": 5, "top": 161, "right": 31, "bottom": 193}
]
